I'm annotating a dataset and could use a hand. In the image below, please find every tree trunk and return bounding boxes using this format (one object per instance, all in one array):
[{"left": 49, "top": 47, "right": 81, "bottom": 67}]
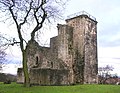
[{"left": 22, "top": 50, "right": 30, "bottom": 87}]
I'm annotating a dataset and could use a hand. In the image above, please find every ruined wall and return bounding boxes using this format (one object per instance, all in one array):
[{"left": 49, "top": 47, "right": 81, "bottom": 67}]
[
  {"left": 17, "top": 67, "right": 71, "bottom": 85},
  {"left": 17, "top": 68, "right": 24, "bottom": 83},
  {"left": 50, "top": 36, "right": 59, "bottom": 69},
  {"left": 26, "top": 38, "right": 68, "bottom": 70},
  {"left": 30, "top": 68, "right": 70, "bottom": 85},
  {"left": 50, "top": 36, "right": 58, "bottom": 58},
  {"left": 26, "top": 40, "right": 51, "bottom": 69},
  {"left": 57, "top": 24, "right": 73, "bottom": 68},
  {"left": 57, "top": 25, "right": 72, "bottom": 60},
  {"left": 24, "top": 38, "right": 73, "bottom": 85},
  {"left": 66, "top": 15, "right": 85, "bottom": 55},
  {"left": 57, "top": 24, "right": 74, "bottom": 83}
]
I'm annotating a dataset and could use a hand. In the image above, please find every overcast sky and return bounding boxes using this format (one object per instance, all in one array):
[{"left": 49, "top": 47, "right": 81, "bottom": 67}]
[{"left": 1, "top": 0, "right": 120, "bottom": 75}]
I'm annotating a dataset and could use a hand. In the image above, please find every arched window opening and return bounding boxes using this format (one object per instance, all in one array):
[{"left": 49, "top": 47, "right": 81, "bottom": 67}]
[
  {"left": 36, "top": 56, "right": 39, "bottom": 66},
  {"left": 51, "top": 62, "right": 53, "bottom": 68}
]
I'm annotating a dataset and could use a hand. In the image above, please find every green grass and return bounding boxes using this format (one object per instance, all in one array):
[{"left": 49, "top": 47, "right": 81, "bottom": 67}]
[{"left": 0, "top": 82, "right": 120, "bottom": 93}]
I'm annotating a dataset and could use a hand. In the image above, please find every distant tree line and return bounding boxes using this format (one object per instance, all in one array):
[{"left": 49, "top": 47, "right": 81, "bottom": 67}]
[
  {"left": 0, "top": 73, "right": 16, "bottom": 82},
  {"left": 98, "top": 65, "right": 119, "bottom": 84}
]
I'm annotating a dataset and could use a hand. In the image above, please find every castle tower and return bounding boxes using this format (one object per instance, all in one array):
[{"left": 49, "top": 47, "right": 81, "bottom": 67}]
[{"left": 66, "top": 11, "right": 98, "bottom": 84}]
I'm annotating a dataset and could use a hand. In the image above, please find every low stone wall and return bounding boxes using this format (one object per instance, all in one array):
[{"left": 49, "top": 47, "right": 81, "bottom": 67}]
[
  {"left": 30, "top": 68, "right": 70, "bottom": 85},
  {"left": 17, "top": 68, "right": 24, "bottom": 84}
]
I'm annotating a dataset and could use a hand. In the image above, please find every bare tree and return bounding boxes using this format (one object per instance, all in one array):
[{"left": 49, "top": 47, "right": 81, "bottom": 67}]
[
  {"left": 98, "top": 65, "right": 114, "bottom": 84},
  {"left": 0, "top": 0, "right": 68, "bottom": 87},
  {"left": 0, "top": 34, "right": 7, "bottom": 72},
  {"left": 0, "top": 49, "right": 6, "bottom": 72}
]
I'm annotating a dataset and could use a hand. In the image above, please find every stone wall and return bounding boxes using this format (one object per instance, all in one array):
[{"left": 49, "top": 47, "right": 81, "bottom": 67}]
[
  {"left": 50, "top": 36, "right": 59, "bottom": 69},
  {"left": 26, "top": 40, "right": 52, "bottom": 69},
  {"left": 17, "top": 68, "right": 24, "bottom": 83},
  {"left": 30, "top": 68, "right": 70, "bottom": 85},
  {"left": 84, "top": 16, "right": 98, "bottom": 84},
  {"left": 57, "top": 24, "right": 73, "bottom": 68},
  {"left": 66, "top": 14, "right": 98, "bottom": 84},
  {"left": 66, "top": 15, "right": 86, "bottom": 84},
  {"left": 66, "top": 15, "right": 85, "bottom": 55}
]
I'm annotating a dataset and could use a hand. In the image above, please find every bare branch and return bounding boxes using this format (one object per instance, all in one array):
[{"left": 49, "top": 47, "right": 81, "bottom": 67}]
[
  {"left": 9, "top": 6, "right": 19, "bottom": 27},
  {"left": 19, "top": 1, "right": 33, "bottom": 26},
  {"left": 31, "top": 0, "right": 47, "bottom": 40}
]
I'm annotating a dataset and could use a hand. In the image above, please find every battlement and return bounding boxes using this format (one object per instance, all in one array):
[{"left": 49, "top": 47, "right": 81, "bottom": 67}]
[{"left": 66, "top": 11, "right": 96, "bottom": 21}]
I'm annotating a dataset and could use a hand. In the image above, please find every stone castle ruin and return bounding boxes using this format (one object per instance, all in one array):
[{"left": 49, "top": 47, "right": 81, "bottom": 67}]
[{"left": 17, "top": 11, "right": 98, "bottom": 85}]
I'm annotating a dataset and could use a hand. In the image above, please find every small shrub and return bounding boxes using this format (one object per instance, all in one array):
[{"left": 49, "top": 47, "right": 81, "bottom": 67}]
[{"left": 4, "top": 80, "right": 11, "bottom": 84}]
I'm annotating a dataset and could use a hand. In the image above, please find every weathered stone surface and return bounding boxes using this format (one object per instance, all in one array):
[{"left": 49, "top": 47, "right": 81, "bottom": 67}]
[
  {"left": 17, "top": 68, "right": 24, "bottom": 83},
  {"left": 30, "top": 68, "right": 70, "bottom": 85},
  {"left": 17, "top": 12, "right": 98, "bottom": 85}
]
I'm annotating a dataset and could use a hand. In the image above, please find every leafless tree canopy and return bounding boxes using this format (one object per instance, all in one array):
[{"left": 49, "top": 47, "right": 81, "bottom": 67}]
[
  {"left": 98, "top": 65, "right": 114, "bottom": 76},
  {"left": 98, "top": 65, "right": 114, "bottom": 84},
  {"left": 0, "top": 34, "right": 7, "bottom": 71},
  {"left": 0, "top": 49, "right": 6, "bottom": 71},
  {"left": 0, "top": 0, "right": 67, "bottom": 41}
]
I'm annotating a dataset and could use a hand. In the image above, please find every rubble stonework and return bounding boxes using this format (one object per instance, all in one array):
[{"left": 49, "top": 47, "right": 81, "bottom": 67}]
[{"left": 17, "top": 12, "right": 98, "bottom": 85}]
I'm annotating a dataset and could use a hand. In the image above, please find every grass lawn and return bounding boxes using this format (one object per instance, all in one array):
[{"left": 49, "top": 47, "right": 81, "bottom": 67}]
[{"left": 0, "top": 82, "right": 120, "bottom": 93}]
